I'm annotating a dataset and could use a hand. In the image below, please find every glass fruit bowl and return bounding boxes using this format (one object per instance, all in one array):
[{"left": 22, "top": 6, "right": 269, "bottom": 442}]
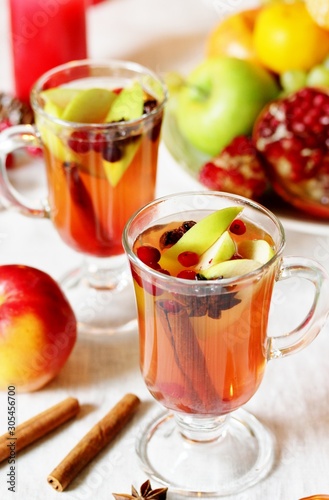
[
  {"left": 162, "top": 96, "right": 210, "bottom": 177},
  {"left": 162, "top": 99, "right": 329, "bottom": 236}
]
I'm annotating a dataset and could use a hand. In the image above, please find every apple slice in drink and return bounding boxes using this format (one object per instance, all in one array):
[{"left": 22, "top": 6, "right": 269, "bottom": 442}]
[
  {"left": 160, "top": 207, "right": 243, "bottom": 271},
  {"left": 199, "top": 258, "right": 261, "bottom": 280},
  {"left": 197, "top": 230, "right": 236, "bottom": 271},
  {"left": 238, "top": 239, "right": 275, "bottom": 264},
  {"left": 102, "top": 140, "right": 142, "bottom": 187},
  {"left": 41, "top": 88, "right": 81, "bottom": 117},
  {"left": 105, "top": 81, "right": 144, "bottom": 122},
  {"left": 62, "top": 88, "right": 117, "bottom": 123},
  {"left": 103, "top": 82, "right": 145, "bottom": 187}
]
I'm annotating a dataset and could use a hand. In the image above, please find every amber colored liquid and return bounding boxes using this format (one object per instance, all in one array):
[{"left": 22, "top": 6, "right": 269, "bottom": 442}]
[
  {"left": 42, "top": 123, "right": 161, "bottom": 257},
  {"left": 133, "top": 217, "right": 277, "bottom": 416}
]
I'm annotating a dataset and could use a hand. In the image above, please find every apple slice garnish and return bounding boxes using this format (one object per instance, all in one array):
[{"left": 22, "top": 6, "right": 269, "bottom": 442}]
[
  {"left": 199, "top": 258, "right": 261, "bottom": 280},
  {"left": 102, "top": 81, "right": 145, "bottom": 186},
  {"left": 238, "top": 239, "right": 275, "bottom": 264},
  {"left": 197, "top": 230, "right": 236, "bottom": 271},
  {"left": 41, "top": 88, "right": 81, "bottom": 117},
  {"left": 105, "top": 81, "right": 144, "bottom": 122},
  {"left": 102, "top": 139, "right": 141, "bottom": 187},
  {"left": 62, "top": 88, "right": 117, "bottom": 123},
  {"left": 160, "top": 206, "right": 243, "bottom": 270}
]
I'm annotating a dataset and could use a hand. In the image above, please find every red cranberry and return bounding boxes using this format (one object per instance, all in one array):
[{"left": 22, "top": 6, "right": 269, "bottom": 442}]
[
  {"left": 92, "top": 132, "right": 108, "bottom": 153},
  {"left": 158, "top": 268, "right": 171, "bottom": 276},
  {"left": 177, "top": 270, "right": 197, "bottom": 280},
  {"left": 178, "top": 251, "right": 199, "bottom": 267},
  {"left": 102, "top": 142, "right": 122, "bottom": 162},
  {"left": 68, "top": 130, "right": 91, "bottom": 154},
  {"left": 137, "top": 245, "right": 161, "bottom": 266},
  {"left": 229, "top": 219, "right": 246, "bottom": 235}
]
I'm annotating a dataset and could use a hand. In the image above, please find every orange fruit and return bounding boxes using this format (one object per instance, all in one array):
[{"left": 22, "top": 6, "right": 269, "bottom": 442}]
[
  {"left": 253, "top": 1, "right": 329, "bottom": 73},
  {"left": 206, "top": 8, "right": 261, "bottom": 63},
  {"left": 306, "top": 0, "right": 329, "bottom": 29}
]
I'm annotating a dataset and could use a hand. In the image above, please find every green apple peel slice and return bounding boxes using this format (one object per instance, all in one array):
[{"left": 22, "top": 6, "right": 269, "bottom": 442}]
[
  {"left": 102, "top": 139, "right": 141, "bottom": 187},
  {"left": 197, "top": 230, "right": 236, "bottom": 271},
  {"left": 238, "top": 239, "right": 275, "bottom": 264},
  {"left": 62, "top": 88, "right": 117, "bottom": 123},
  {"left": 160, "top": 206, "right": 243, "bottom": 269},
  {"left": 199, "top": 259, "right": 262, "bottom": 280},
  {"left": 106, "top": 81, "right": 144, "bottom": 122},
  {"left": 36, "top": 117, "right": 80, "bottom": 165},
  {"left": 41, "top": 88, "right": 81, "bottom": 116}
]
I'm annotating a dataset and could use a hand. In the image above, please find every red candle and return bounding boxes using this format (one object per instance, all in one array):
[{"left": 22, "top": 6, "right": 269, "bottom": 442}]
[{"left": 8, "top": 0, "right": 88, "bottom": 104}]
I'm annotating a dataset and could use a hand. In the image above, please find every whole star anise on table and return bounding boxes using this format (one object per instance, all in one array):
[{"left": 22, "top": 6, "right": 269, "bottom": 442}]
[{"left": 113, "top": 480, "right": 168, "bottom": 500}]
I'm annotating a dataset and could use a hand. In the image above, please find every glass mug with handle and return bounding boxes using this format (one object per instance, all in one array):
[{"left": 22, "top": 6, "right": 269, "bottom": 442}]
[
  {"left": 123, "top": 191, "right": 329, "bottom": 497},
  {"left": 0, "top": 59, "right": 167, "bottom": 334}
]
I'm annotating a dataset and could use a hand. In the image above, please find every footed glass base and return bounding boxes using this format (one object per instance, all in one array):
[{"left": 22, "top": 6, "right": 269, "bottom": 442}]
[
  {"left": 60, "top": 255, "right": 138, "bottom": 335},
  {"left": 136, "top": 409, "right": 275, "bottom": 497}
]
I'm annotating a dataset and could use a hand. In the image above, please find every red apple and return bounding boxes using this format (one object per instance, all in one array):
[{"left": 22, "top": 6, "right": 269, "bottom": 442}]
[{"left": 0, "top": 265, "right": 77, "bottom": 392}]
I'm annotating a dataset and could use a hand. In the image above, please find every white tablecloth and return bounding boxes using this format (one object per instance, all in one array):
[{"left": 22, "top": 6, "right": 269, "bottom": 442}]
[{"left": 1, "top": 1, "right": 329, "bottom": 499}]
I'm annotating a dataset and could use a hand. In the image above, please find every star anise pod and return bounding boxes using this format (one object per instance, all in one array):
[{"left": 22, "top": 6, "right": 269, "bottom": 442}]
[{"left": 113, "top": 479, "right": 168, "bottom": 500}]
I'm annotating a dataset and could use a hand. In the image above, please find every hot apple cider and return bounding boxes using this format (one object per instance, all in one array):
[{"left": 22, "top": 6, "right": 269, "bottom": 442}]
[
  {"left": 37, "top": 82, "right": 163, "bottom": 257},
  {"left": 131, "top": 207, "right": 277, "bottom": 416}
]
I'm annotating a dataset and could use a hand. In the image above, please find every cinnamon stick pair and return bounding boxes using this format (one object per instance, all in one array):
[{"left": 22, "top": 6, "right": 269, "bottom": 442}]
[{"left": 0, "top": 393, "right": 141, "bottom": 493}]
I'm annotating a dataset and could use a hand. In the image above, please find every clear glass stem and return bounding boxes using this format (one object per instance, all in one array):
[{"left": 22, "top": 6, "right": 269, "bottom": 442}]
[
  {"left": 174, "top": 412, "right": 229, "bottom": 443},
  {"left": 59, "top": 254, "right": 137, "bottom": 335}
]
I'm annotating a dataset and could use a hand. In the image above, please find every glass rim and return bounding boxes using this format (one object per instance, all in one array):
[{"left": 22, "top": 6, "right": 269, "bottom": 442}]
[
  {"left": 30, "top": 58, "right": 168, "bottom": 129},
  {"left": 123, "top": 190, "right": 286, "bottom": 287}
]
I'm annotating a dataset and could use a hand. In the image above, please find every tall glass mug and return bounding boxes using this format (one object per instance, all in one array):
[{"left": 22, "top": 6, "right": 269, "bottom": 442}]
[
  {"left": 123, "top": 191, "right": 329, "bottom": 496},
  {"left": 0, "top": 60, "right": 167, "bottom": 334}
]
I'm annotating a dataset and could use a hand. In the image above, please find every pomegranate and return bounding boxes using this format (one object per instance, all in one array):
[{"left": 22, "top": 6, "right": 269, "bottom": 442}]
[
  {"left": 198, "top": 136, "right": 268, "bottom": 200},
  {"left": 253, "top": 87, "right": 329, "bottom": 218}
]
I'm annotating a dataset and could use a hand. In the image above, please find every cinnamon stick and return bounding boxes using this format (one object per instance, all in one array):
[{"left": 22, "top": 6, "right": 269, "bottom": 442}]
[
  {"left": 0, "top": 397, "right": 80, "bottom": 463},
  {"left": 157, "top": 300, "right": 219, "bottom": 413},
  {"left": 47, "top": 393, "right": 141, "bottom": 492}
]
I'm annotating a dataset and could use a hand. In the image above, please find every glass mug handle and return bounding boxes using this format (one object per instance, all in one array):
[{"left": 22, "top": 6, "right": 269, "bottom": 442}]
[
  {"left": 0, "top": 124, "right": 49, "bottom": 218},
  {"left": 268, "top": 255, "right": 329, "bottom": 360}
]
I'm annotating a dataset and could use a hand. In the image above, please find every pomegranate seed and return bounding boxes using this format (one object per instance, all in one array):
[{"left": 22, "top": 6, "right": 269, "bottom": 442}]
[
  {"left": 229, "top": 219, "right": 246, "bottom": 235},
  {"left": 137, "top": 245, "right": 161, "bottom": 266},
  {"left": 177, "top": 270, "right": 197, "bottom": 280},
  {"left": 198, "top": 136, "right": 268, "bottom": 200},
  {"left": 178, "top": 251, "right": 199, "bottom": 267}
]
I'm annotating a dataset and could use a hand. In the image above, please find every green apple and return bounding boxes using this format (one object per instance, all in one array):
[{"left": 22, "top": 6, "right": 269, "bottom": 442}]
[
  {"left": 62, "top": 88, "right": 117, "bottom": 123},
  {"left": 106, "top": 81, "right": 144, "bottom": 122},
  {"left": 175, "top": 57, "right": 279, "bottom": 156},
  {"left": 160, "top": 206, "right": 242, "bottom": 269},
  {"left": 238, "top": 239, "right": 274, "bottom": 264},
  {"left": 197, "top": 230, "right": 236, "bottom": 271},
  {"left": 199, "top": 258, "right": 261, "bottom": 280}
]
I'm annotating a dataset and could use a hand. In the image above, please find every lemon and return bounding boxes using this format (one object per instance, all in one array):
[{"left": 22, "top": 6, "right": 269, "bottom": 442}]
[{"left": 306, "top": 0, "right": 329, "bottom": 29}]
